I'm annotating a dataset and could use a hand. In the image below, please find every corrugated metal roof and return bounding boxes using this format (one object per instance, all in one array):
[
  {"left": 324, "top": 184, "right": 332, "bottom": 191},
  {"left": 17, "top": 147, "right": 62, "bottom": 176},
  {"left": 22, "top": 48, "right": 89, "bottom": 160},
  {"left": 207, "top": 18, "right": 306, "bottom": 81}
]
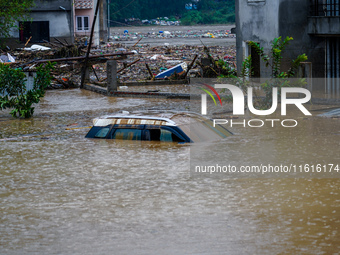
[{"left": 74, "top": 0, "right": 93, "bottom": 9}]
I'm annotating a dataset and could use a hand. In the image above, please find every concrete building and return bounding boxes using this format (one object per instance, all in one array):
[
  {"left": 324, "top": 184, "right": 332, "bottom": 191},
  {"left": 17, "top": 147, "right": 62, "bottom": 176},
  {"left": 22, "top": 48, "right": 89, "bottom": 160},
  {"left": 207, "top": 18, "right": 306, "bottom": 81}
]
[
  {"left": 8, "top": 0, "right": 74, "bottom": 45},
  {"left": 7, "top": 0, "right": 107, "bottom": 47},
  {"left": 235, "top": 0, "right": 340, "bottom": 95}
]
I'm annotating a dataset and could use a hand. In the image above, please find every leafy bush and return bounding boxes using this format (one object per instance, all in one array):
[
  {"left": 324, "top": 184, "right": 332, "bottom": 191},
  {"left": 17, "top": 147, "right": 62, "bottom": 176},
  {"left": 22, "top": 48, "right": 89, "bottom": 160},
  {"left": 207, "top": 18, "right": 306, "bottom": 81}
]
[
  {"left": 0, "top": 0, "right": 34, "bottom": 45},
  {"left": 0, "top": 62, "right": 54, "bottom": 118},
  {"left": 223, "top": 37, "right": 308, "bottom": 109}
]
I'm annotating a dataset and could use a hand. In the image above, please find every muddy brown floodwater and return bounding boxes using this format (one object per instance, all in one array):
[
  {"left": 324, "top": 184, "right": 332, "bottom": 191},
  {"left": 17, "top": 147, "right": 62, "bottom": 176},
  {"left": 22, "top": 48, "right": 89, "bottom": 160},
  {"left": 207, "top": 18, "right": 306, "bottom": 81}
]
[{"left": 0, "top": 88, "right": 339, "bottom": 254}]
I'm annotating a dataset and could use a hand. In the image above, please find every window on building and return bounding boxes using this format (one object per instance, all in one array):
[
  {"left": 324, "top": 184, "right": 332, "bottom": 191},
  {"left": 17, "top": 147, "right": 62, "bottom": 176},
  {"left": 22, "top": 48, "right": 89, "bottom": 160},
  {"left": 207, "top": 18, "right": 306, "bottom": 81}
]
[
  {"left": 76, "top": 16, "right": 89, "bottom": 31},
  {"left": 312, "top": 0, "right": 340, "bottom": 16}
]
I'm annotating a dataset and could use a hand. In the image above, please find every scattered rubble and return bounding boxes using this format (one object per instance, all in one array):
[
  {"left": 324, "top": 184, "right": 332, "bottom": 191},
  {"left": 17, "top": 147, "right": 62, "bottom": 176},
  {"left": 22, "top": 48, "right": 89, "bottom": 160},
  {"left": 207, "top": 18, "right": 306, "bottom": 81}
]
[
  {"left": 109, "top": 28, "right": 235, "bottom": 42},
  {"left": 0, "top": 31, "right": 236, "bottom": 89}
]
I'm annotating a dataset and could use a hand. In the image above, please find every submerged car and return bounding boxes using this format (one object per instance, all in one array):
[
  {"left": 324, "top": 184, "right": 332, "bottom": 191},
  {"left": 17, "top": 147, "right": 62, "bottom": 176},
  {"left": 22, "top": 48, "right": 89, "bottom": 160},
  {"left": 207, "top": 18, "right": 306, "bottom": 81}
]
[{"left": 85, "top": 111, "right": 232, "bottom": 143}]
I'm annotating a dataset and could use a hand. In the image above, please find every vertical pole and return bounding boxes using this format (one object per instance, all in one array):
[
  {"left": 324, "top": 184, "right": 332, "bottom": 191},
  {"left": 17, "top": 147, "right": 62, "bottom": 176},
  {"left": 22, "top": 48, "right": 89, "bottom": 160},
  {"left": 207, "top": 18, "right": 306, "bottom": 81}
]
[
  {"left": 80, "top": 0, "right": 102, "bottom": 88},
  {"left": 69, "top": 0, "right": 75, "bottom": 44},
  {"left": 107, "top": 0, "right": 110, "bottom": 41},
  {"left": 326, "top": 38, "right": 331, "bottom": 94},
  {"left": 332, "top": 40, "right": 335, "bottom": 95},
  {"left": 107, "top": 60, "right": 117, "bottom": 94},
  {"left": 84, "top": 66, "right": 90, "bottom": 83},
  {"left": 336, "top": 38, "right": 340, "bottom": 95}
]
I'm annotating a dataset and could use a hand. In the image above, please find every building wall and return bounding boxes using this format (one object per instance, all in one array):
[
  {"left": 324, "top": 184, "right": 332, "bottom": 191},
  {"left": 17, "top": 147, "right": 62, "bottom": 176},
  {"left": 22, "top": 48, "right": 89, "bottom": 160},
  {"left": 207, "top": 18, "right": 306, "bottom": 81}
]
[
  {"left": 7, "top": 0, "right": 108, "bottom": 47},
  {"left": 74, "top": 0, "right": 108, "bottom": 45},
  {"left": 8, "top": 0, "right": 74, "bottom": 45},
  {"left": 74, "top": 9, "right": 94, "bottom": 37},
  {"left": 278, "top": 0, "right": 326, "bottom": 79},
  {"left": 236, "top": 0, "right": 339, "bottom": 88},
  {"left": 30, "top": 12, "right": 72, "bottom": 38},
  {"left": 236, "top": 0, "right": 281, "bottom": 77},
  {"left": 33, "top": 0, "right": 72, "bottom": 11}
]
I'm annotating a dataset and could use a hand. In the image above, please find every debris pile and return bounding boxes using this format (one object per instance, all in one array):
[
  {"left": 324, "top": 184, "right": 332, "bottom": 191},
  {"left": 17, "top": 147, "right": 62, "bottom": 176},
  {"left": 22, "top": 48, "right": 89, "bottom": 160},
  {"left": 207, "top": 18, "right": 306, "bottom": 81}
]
[
  {"left": 117, "top": 43, "right": 236, "bottom": 82},
  {"left": 110, "top": 28, "right": 235, "bottom": 42},
  {"left": 1, "top": 35, "right": 236, "bottom": 88},
  {"left": 87, "top": 41, "right": 236, "bottom": 84},
  {"left": 1, "top": 38, "right": 94, "bottom": 89},
  {"left": 196, "top": 45, "right": 237, "bottom": 78}
]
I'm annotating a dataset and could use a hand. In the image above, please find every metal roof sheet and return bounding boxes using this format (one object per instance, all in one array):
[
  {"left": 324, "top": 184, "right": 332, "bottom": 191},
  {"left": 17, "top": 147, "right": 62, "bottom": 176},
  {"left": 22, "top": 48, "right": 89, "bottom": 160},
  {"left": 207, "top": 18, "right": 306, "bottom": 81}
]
[{"left": 74, "top": 0, "right": 93, "bottom": 9}]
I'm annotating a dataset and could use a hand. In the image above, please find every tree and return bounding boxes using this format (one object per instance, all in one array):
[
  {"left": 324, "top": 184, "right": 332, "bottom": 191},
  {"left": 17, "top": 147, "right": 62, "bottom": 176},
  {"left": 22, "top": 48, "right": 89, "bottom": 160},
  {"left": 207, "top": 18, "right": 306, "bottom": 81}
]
[
  {"left": 110, "top": 0, "right": 188, "bottom": 23},
  {"left": 181, "top": 0, "right": 235, "bottom": 25},
  {"left": 181, "top": 10, "right": 203, "bottom": 25},
  {"left": 109, "top": 0, "right": 234, "bottom": 25},
  {"left": 0, "top": 0, "right": 34, "bottom": 44}
]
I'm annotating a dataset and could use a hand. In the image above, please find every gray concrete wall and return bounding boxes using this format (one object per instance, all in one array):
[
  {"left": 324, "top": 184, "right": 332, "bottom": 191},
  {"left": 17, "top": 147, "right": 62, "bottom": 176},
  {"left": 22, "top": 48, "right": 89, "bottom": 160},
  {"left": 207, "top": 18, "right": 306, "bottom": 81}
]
[
  {"left": 279, "top": 0, "right": 326, "bottom": 80},
  {"left": 236, "top": 0, "right": 280, "bottom": 77},
  {"left": 30, "top": 12, "right": 72, "bottom": 38},
  {"left": 308, "top": 17, "right": 340, "bottom": 35},
  {"left": 8, "top": 0, "right": 74, "bottom": 45},
  {"left": 32, "top": 0, "right": 72, "bottom": 11},
  {"left": 236, "top": 0, "right": 328, "bottom": 81},
  {"left": 32, "top": 0, "right": 73, "bottom": 41}
]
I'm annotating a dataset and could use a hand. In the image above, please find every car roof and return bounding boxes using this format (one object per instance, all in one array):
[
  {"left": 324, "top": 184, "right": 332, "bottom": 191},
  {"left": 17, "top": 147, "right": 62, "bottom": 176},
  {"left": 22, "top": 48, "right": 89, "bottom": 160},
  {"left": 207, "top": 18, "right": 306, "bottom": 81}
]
[
  {"left": 92, "top": 115, "right": 176, "bottom": 127},
  {"left": 91, "top": 111, "right": 233, "bottom": 143},
  {"left": 92, "top": 111, "right": 207, "bottom": 126}
]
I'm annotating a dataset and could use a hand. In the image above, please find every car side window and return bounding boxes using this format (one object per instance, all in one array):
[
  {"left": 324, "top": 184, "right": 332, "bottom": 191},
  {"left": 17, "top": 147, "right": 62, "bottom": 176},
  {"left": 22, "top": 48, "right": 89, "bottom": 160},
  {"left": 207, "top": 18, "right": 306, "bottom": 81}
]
[
  {"left": 149, "top": 129, "right": 161, "bottom": 141},
  {"left": 112, "top": 129, "right": 142, "bottom": 140},
  {"left": 94, "top": 127, "right": 110, "bottom": 138},
  {"left": 160, "top": 129, "right": 173, "bottom": 142},
  {"left": 147, "top": 129, "right": 183, "bottom": 142}
]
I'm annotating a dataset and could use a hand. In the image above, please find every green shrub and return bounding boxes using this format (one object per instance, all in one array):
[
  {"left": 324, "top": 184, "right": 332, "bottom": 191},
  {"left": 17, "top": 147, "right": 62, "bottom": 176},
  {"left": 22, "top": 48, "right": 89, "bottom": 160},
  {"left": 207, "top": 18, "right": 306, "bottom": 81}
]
[
  {"left": 223, "top": 37, "right": 308, "bottom": 110},
  {"left": 0, "top": 62, "right": 54, "bottom": 118}
]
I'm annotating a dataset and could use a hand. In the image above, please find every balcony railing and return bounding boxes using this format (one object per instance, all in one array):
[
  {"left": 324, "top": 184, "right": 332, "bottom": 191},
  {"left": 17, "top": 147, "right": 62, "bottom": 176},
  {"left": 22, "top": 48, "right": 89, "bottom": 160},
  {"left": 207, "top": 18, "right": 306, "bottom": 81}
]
[{"left": 311, "top": 0, "right": 340, "bottom": 16}]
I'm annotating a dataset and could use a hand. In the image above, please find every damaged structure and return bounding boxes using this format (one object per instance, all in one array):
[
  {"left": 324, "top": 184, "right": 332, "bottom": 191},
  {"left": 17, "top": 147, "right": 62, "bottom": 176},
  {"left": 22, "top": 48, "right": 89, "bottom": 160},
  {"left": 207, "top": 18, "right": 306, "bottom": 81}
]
[
  {"left": 6, "top": 0, "right": 107, "bottom": 47},
  {"left": 235, "top": 0, "right": 340, "bottom": 96}
]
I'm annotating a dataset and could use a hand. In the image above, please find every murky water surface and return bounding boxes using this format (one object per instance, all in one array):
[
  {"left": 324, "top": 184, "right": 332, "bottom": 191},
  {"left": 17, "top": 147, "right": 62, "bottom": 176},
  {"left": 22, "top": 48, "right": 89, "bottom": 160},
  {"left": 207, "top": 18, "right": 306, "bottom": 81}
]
[{"left": 0, "top": 89, "right": 339, "bottom": 254}]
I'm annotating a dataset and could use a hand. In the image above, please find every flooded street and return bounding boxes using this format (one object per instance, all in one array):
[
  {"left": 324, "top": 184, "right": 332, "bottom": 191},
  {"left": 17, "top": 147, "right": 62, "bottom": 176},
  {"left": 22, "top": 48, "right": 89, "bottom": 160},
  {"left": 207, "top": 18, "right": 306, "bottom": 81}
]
[{"left": 0, "top": 88, "right": 339, "bottom": 254}]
